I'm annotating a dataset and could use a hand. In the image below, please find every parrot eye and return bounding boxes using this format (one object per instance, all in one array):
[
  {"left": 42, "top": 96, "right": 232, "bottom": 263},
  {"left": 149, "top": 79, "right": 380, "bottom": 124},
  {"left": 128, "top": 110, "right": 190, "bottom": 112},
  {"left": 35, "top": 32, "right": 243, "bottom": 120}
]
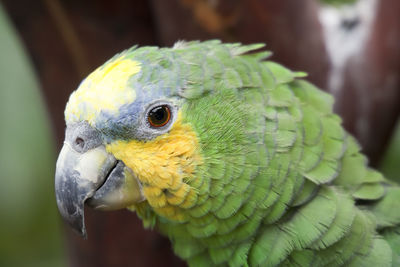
[
  {"left": 75, "top": 137, "right": 85, "bottom": 149},
  {"left": 147, "top": 105, "right": 171, "bottom": 128}
]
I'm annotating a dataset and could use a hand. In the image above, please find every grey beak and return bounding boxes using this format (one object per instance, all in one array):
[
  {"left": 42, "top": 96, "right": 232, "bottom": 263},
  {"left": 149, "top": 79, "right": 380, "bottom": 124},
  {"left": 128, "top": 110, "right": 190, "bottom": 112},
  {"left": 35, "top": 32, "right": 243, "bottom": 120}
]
[
  {"left": 55, "top": 143, "right": 117, "bottom": 237},
  {"left": 55, "top": 122, "right": 145, "bottom": 238}
]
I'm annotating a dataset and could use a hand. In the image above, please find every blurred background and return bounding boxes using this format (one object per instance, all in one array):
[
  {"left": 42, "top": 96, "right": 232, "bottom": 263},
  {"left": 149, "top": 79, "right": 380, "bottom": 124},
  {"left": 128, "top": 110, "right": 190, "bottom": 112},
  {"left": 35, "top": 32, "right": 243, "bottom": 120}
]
[{"left": 0, "top": 0, "right": 399, "bottom": 266}]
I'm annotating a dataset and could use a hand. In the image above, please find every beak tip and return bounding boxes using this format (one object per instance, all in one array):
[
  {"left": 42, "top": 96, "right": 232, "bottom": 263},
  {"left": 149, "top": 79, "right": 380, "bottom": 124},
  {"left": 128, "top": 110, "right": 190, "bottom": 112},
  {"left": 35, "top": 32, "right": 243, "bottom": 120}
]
[
  {"left": 78, "top": 228, "right": 88, "bottom": 239},
  {"left": 64, "top": 220, "right": 88, "bottom": 239},
  {"left": 56, "top": 196, "right": 88, "bottom": 239},
  {"left": 64, "top": 214, "right": 88, "bottom": 239}
]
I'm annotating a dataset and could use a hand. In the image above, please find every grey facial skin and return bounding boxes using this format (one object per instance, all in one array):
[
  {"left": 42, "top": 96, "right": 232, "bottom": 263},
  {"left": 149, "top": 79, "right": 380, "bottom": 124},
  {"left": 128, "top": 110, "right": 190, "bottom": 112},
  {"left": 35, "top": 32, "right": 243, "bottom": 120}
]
[{"left": 55, "top": 122, "right": 144, "bottom": 238}]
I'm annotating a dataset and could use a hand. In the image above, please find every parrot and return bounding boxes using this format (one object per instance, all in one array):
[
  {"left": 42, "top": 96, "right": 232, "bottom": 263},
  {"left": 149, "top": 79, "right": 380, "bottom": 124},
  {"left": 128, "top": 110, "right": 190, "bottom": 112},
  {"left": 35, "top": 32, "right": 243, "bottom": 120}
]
[{"left": 55, "top": 40, "right": 400, "bottom": 266}]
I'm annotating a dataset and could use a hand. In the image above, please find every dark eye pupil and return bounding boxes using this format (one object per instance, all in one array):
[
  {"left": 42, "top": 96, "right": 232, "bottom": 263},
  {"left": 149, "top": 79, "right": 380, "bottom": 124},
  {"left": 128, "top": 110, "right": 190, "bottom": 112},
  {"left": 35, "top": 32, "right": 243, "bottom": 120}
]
[
  {"left": 151, "top": 107, "right": 165, "bottom": 121},
  {"left": 75, "top": 137, "right": 84, "bottom": 148},
  {"left": 148, "top": 105, "right": 171, "bottom": 127}
]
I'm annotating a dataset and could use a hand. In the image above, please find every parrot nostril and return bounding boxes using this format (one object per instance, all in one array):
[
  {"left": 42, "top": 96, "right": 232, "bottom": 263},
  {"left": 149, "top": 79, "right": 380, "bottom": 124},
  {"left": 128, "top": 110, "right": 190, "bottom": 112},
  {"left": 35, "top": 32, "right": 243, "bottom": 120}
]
[{"left": 75, "top": 137, "right": 85, "bottom": 149}]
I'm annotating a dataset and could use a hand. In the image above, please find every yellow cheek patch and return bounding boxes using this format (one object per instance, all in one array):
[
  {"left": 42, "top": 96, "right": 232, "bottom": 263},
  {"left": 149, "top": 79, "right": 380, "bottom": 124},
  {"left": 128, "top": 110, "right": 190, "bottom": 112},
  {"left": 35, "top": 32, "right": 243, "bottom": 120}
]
[
  {"left": 106, "top": 114, "right": 202, "bottom": 222},
  {"left": 65, "top": 56, "right": 141, "bottom": 124}
]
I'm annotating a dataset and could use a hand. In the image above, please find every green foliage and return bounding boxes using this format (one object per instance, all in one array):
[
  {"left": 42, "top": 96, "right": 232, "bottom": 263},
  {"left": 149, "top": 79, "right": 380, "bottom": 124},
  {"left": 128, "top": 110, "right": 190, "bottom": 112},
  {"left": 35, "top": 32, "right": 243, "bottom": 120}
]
[
  {"left": 319, "top": 0, "right": 358, "bottom": 6},
  {"left": 380, "top": 120, "right": 400, "bottom": 182},
  {"left": 0, "top": 4, "right": 65, "bottom": 267}
]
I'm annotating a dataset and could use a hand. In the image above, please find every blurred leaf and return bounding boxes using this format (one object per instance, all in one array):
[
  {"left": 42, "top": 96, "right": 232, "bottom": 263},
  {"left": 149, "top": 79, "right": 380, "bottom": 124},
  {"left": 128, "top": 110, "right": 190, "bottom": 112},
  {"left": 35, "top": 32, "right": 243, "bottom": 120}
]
[
  {"left": 380, "top": 120, "right": 400, "bottom": 183},
  {"left": 0, "top": 3, "right": 65, "bottom": 267},
  {"left": 319, "top": 0, "right": 358, "bottom": 6}
]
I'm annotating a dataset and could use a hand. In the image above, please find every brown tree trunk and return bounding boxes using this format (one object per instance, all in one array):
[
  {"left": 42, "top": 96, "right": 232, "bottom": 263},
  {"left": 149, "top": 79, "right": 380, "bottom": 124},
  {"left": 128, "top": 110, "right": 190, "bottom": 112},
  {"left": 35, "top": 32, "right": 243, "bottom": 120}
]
[{"left": 335, "top": 0, "right": 400, "bottom": 164}]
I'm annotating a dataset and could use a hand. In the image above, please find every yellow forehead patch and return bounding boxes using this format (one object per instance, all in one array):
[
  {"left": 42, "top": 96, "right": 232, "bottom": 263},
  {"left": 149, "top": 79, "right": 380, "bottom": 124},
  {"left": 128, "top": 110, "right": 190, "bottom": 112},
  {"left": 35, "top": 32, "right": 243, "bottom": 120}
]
[
  {"left": 65, "top": 56, "right": 141, "bottom": 124},
  {"left": 106, "top": 113, "right": 202, "bottom": 222}
]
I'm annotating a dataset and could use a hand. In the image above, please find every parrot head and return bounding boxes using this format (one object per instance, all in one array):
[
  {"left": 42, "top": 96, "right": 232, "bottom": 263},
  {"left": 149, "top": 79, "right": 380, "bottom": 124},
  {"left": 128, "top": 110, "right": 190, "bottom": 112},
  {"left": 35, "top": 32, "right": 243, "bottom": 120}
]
[{"left": 55, "top": 41, "right": 261, "bottom": 237}]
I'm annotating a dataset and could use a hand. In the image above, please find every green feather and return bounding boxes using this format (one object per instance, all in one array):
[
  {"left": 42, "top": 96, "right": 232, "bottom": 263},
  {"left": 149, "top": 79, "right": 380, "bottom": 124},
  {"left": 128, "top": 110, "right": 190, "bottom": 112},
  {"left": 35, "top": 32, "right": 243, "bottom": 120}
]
[
  {"left": 284, "top": 187, "right": 337, "bottom": 249},
  {"left": 249, "top": 224, "right": 294, "bottom": 266},
  {"left": 353, "top": 183, "right": 386, "bottom": 200},
  {"left": 228, "top": 242, "right": 252, "bottom": 267},
  {"left": 382, "top": 227, "right": 400, "bottom": 265},
  {"left": 310, "top": 188, "right": 355, "bottom": 249},
  {"left": 292, "top": 179, "right": 319, "bottom": 207},
  {"left": 269, "top": 84, "right": 295, "bottom": 107},
  {"left": 285, "top": 250, "right": 315, "bottom": 267},
  {"left": 301, "top": 106, "right": 323, "bottom": 146},
  {"left": 264, "top": 61, "right": 296, "bottom": 84},
  {"left": 369, "top": 187, "right": 400, "bottom": 228}
]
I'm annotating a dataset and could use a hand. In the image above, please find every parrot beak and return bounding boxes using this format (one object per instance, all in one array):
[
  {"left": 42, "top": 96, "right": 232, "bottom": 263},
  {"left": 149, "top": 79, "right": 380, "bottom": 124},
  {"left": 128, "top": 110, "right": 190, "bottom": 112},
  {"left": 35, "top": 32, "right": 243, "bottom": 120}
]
[{"left": 55, "top": 123, "right": 145, "bottom": 238}]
